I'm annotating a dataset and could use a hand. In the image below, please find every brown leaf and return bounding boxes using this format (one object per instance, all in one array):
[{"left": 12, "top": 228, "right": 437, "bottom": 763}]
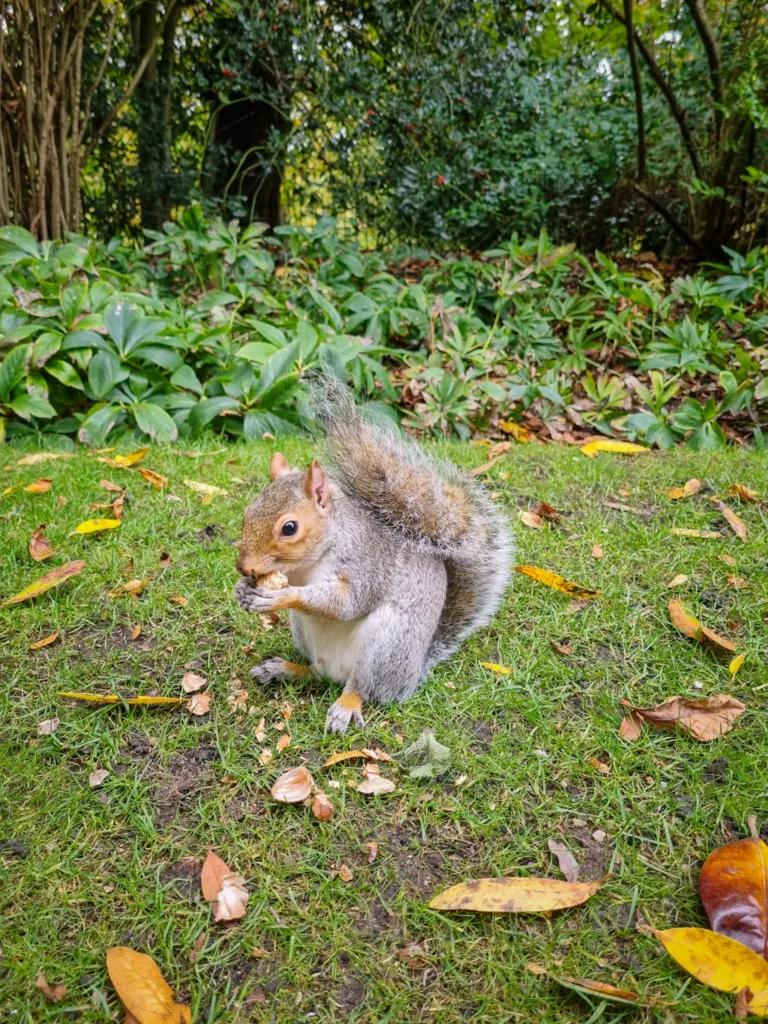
[
  {"left": 712, "top": 499, "right": 748, "bottom": 542},
  {"left": 55, "top": 495, "right": 68, "bottom": 509},
  {"left": 29, "top": 631, "right": 59, "bottom": 650},
  {"left": 36, "top": 974, "right": 67, "bottom": 1003},
  {"left": 518, "top": 510, "right": 543, "bottom": 529},
  {"left": 467, "top": 455, "right": 504, "bottom": 477},
  {"left": 549, "top": 639, "right": 572, "bottom": 656},
  {"left": 550, "top": 976, "right": 674, "bottom": 1008},
  {"left": 201, "top": 849, "right": 232, "bottom": 900},
  {"left": 89, "top": 768, "right": 109, "bottom": 788},
  {"left": 429, "top": 876, "right": 602, "bottom": 913},
  {"left": 618, "top": 712, "right": 643, "bottom": 742},
  {"left": 2, "top": 559, "right": 85, "bottom": 606},
  {"left": 487, "top": 441, "right": 512, "bottom": 458},
  {"left": 728, "top": 484, "right": 760, "bottom": 503},
  {"left": 271, "top": 766, "right": 314, "bottom": 803},
  {"left": 311, "top": 792, "right": 333, "bottom": 820},
  {"left": 547, "top": 839, "right": 580, "bottom": 882},
  {"left": 276, "top": 733, "right": 291, "bottom": 752},
  {"left": 727, "top": 575, "right": 750, "bottom": 590},
  {"left": 181, "top": 672, "right": 207, "bottom": 693},
  {"left": 29, "top": 524, "right": 53, "bottom": 562},
  {"left": 535, "top": 502, "right": 560, "bottom": 522},
  {"left": 588, "top": 756, "right": 610, "bottom": 775},
  {"left": 718, "top": 553, "right": 737, "bottom": 566},
  {"left": 668, "top": 600, "right": 737, "bottom": 653},
  {"left": 130, "top": 625, "right": 142, "bottom": 640},
  {"left": 169, "top": 596, "right": 188, "bottom": 606},
  {"left": 138, "top": 468, "right": 168, "bottom": 489},
  {"left": 671, "top": 528, "right": 724, "bottom": 539},
  {"left": 735, "top": 986, "right": 753, "bottom": 1019},
  {"left": 37, "top": 716, "right": 60, "bottom": 736},
  {"left": 619, "top": 695, "right": 745, "bottom": 742},
  {"left": 667, "top": 574, "right": 689, "bottom": 588},
  {"left": 25, "top": 478, "right": 52, "bottom": 493},
  {"left": 337, "top": 863, "right": 354, "bottom": 882},
  {"left": 106, "top": 947, "right": 191, "bottom": 1023},
  {"left": 100, "top": 479, "right": 124, "bottom": 493},
  {"left": 668, "top": 479, "right": 701, "bottom": 499},
  {"left": 17, "top": 452, "right": 74, "bottom": 466},
  {"left": 112, "top": 495, "right": 124, "bottom": 520},
  {"left": 603, "top": 500, "right": 651, "bottom": 516},
  {"left": 591, "top": 544, "right": 604, "bottom": 559},
  {"left": 357, "top": 775, "right": 396, "bottom": 795},
  {"left": 366, "top": 840, "right": 379, "bottom": 864},
  {"left": 187, "top": 692, "right": 212, "bottom": 716},
  {"left": 700, "top": 837, "right": 768, "bottom": 958}
]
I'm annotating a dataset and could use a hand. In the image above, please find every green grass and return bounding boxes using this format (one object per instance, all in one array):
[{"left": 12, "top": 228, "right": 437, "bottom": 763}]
[{"left": 1, "top": 439, "right": 767, "bottom": 1023}]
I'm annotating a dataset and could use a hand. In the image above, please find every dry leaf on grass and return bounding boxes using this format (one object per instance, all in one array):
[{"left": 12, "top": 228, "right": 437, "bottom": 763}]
[
  {"left": 547, "top": 839, "right": 580, "bottom": 883},
  {"left": 727, "top": 575, "right": 750, "bottom": 590},
  {"left": 201, "top": 850, "right": 249, "bottom": 923},
  {"left": 111, "top": 495, "right": 124, "bottom": 520},
  {"left": 549, "top": 640, "right": 572, "bottom": 656},
  {"left": 603, "top": 501, "right": 651, "bottom": 516},
  {"left": 591, "top": 544, "right": 604, "bottom": 559},
  {"left": 100, "top": 479, "right": 123, "bottom": 493},
  {"left": 187, "top": 692, "right": 212, "bottom": 716},
  {"left": 670, "top": 528, "right": 724, "bottom": 539},
  {"left": 36, "top": 974, "right": 67, "bottom": 1003},
  {"left": 25, "top": 478, "right": 52, "bottom": 493},
  {"left": 588, "top": 756, "right": 611, "bottom": 775},
  {"left": 106, "top": 946, "right": 191, "bottom": 1023},
  {"left": 311, "top": 792, "right": 333, "bottom": 820},
  {"left": 18, "top": 452, "right": 73, "bottom": 466},
  {"left": 110, "top": 449, "right": 149, "bottom": 468},
  {"left": 535, "top": 502, "right": 561, "bottom": 522},
  {"left": 518, "top": 510, "right": 543, "bottom": 529},
  {"left": 109, "top": 578, "right": 151, "bottom": 598},
  {"left": 712, "top": 498, "right": 748, "bottom": 542},
  {"left": 718, "top": 552, "right": 737, "bottom": 565},
  {"left": 357, "top": 775, "right": 396, "bottom": 795},
  {"left": 323, "top": 749, "right": 379, "bottom": 767},
  {"left": 429, "top": 876, "right": 602, "bottom": 913},
  {"left": 550, "top": 976, "right": 674, "bottom": 1008},
  {"left": 467, "top": 455, "right": 505, "bottom": 477},
  {"left": 515, "top": 565, "right": 600, "bottom": 598},
  {"left": 130, "top": 625, "right": 142, "bottom": 640},
  {"left": 668, "top": 574, "right": 689, "bottom": 588},
  {"left": 37, "top": 717, "right": 60, "bottom": 736},
  {"left": 3, "top": 560, "right": 85, "bottom": 606},
  {"left": 580, "top": 439, "right": 649, "bottom": 457},
  {"left": 138, "top": 468, "right": 168, "bottom": 489},
  {"left": 184, "top": 480, "right": 228, "bottom": 504},
  {"left": 729, "top": 484, "right": 760, "bottom": 503},
  {"left": 498, "top": 420, "right": 534, "bottom": 442},
  {"left": 181, "top": 672, "right": 207, "bottom": 693},
  {"left": 668, "top": 599, "right": 737, "bottom": 652},
  {"left": 59, "top": 691, "right": 186, "bottom": 707},
  {"left": 366, "top": 841, "right": 379, "bottom": 864},
  {"left": 29, "top": 631, "right": 59, "bottom": 650},
  {"left": 29, "top": 525, "right": 53, "bottom": 562},
  {"left": 336, "top": 864, "right": 354, "bottom": 882},
  {"left": 618, "top": 695, "right": 745, "bottom": 742},
  {"left": 730, "top": 654, "right": 746, "bottom": 676},
  {"left": 667, "top": 479, "right": 701, "bottom": 499},
  {"left": 70, "top": 518, "right": 121, "bottom": 535},
  {"left": 89, "top": 768, "right": 109, "bottom": 788},
  {"left": 480, "top": 662, "right": 511, "bottom": 674},
  {"left": 700, "top": 835, "right": 768, "bottom": 959},
  {"left": 259, "top": 748, "right": 273, "bottom": 765},
  {"left": 271, "top": 766, "right": 314, "bottom": 803},
  {"left": 276, "top": 733, "right": 291, "bottom": 752}
]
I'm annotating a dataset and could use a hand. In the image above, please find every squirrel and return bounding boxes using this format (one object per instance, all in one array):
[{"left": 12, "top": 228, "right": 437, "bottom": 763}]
[{"left": 234, "top": 378, "right": 512, "bottom": 734}]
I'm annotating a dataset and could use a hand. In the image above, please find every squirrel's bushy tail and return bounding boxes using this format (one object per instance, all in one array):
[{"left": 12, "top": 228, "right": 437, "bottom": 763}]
[{"left": 311, "top": 376, "right": 512, "bottom": 664}]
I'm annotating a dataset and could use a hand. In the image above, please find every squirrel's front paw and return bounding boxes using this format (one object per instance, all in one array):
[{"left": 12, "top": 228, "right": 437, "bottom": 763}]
[
  {"left": 325, "top": 692, "right": 365, "bottom": 734},
  {"left": 234, "top": 578, "right": 286, "bottom": 613}
]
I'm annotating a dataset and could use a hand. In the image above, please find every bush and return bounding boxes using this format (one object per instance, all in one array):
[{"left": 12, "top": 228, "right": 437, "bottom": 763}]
[{"left": 0, "top": 211, "right": 766, "bottom": 451}]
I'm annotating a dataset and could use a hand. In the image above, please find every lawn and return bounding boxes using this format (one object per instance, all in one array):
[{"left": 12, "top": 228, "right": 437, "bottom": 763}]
[{"left": 1, "top": 439, "right": 767, "bottom": 1023}]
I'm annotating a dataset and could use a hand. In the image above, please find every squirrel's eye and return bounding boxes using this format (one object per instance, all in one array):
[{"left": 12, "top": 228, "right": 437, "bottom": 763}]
[{"left": 281, "top": 520, "right": 298, "bottom": 537}]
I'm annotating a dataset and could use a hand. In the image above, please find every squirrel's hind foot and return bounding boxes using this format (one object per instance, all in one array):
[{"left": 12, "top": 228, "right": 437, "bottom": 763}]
[
  {"left": 325, "top": 692, "right": 365, "bottom": 734},
  {"left": 251, "top": 657, "right": 311, "bottom": 683}
]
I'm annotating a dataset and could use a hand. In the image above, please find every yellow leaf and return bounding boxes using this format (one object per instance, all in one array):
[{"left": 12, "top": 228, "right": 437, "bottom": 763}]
[
  {"left": 169, "top": 596, "right": 188, "bottom": 606},
  {"left": 667, "top": 478, "right": 701, "bottom": 499},
  {"left": 138, "top": 468, "right": 168, "bottom": 490},
  {"left": 668, "top": 600, "right": 736, "bottom": 653},
  {"left": 498, "top": 421, "right": 534, "bottom": 443},
  {"left": 2, "top": 560, "right": 85, "bottom": 606},
  {"left": 670, "top": 528, "right": 724, "bottom": 539},
  {"left": 429, "top": 876, "right": 602, "bottom": 913},
  {"left": 106, "top": 947, "right": 191, "bottom": 1024},
  {"left": 58, "top": 692, "right": 186, "bottom": 706},
  {"left": 70, "top": 518, "right": 121, "bottom": 535},
  {"left": 112, "top": 448, "right": 149, "bottom": 468},
  {"left": 580, "top": 440, "right": 649, "bottom": 458},
  {"left": 184, "top": 479, "right": 228, "bottom": 505},
  {"left": 730, "top": 653, "right": 746, "bottom": 676},
  {"left": 17, "top": 452, "right": 74, "bottom": 466},
  {"left": 646, "top": 927, "right": 768, "bottom": 996},
  {"left": 728, "top": 484, "right": 760, "bottom": 503},
  {"left": 24, "top": 478, "right": 52, "bottom": 493},
  {"left": 323, "top": 749, "right": 378, "bottom": 767},
  {"left": 514, "top": 565, "right": 600, "bottom": 598},
  {"left": 480, "top": 662, "right": 511, "bottom": 675},
  {"left": 667, "top": 574, "right": 688, "bottom": 588},
  {"left": 29, "top": 631, "right": 60, "bottom": 650}
]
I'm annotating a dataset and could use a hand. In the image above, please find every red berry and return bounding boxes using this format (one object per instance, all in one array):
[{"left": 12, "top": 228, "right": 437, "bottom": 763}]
[
  {"left": 436, "top": 175, "right": 445, "bottom": 185},
  {"left": 367, "top": 108, "right": 375, "bottom": 116}
]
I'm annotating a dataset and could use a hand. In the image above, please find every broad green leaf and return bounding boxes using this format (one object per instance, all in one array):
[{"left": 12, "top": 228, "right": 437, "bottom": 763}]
[
  {"left": 88, "top": 351, "right": 128, "bottom": 398},
  {"left": 0, "top": 344, "right": 31, "bottom": 402},
  {"left": 132, "top": 402, "right": 179, "bottom": 442}
]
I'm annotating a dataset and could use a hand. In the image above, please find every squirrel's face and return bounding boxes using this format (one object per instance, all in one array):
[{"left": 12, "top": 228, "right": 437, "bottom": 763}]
[{"left": 237, "top": 453, "right": 331, "bottom": 577}]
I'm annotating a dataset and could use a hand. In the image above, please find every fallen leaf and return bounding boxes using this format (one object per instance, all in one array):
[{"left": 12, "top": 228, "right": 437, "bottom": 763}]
[
  {"left": 112, "top": 448, "right": 149, "bottom": 468},
  {"left": 580, "top": 440, "right": 649, "bottom": 457},
  {"left": 130, "top": 625, "right": 142, "bottom": 640},
  {"left": 29, "top": 525, "right": 53, "bottom": 562},
  {"left": 668, "top": 600, "right": 737, "bottom": 653},
  {"left": 259, "top": 747, "right": 273, "bottom": 765},
  {"left": 712, "top": 498, "right": 748, "bottom": 542},
  {"left": 668, "top": 574, "right": 689, "bottom": 588},
  {"left": 591, "top": 544, "right": 604, "bottom": 559},
  {"left": 184, "top": 479, "right": 228, "bottom": 504},
  {"left": 718, "top": 552, "right": 737, "bottom": 565},
  {"left": 323, "top": 749, "right": 378, "bottom": 767},
  {"left": 429, "top": 876, "right": 602, "bottom": 913},
  {"left": 736, "top": 986, "right": 753, "bottom": 1019},
  {"left": 272, "top": 766, "right": 314, "bottom": 803},
  {"left": 100, "top": 479, "right": 123, "bottom": 493},
  {"left": 700, "top": 837, "right": 768, "bottom": 958},
  {"left": 549, "top": 639, "right": 572, "bottom": 656},
  {"left": 169, "top": 596, "right": 188, "bottom": 607},
  {"left": 568, "top": 598, "right": 590, "bottom": 612},
  {"left": 55, "top": 495, "right": 67, "bottom": 509},
  {"left": 58, "top": 691, "right": 186, "bottom": 706},
  {"left": 730, "top": 654, "right": 746, "bottom": 677},
  {"left": 518, "top": 510, "right": 543, "bottom": 529},
  {"left": 201, "top": 850, "right": 232, "bottom": 900},
  {"left": 89, "top": 768, "right": 109, "bottom": 788},
  {"left": 550, "top": 976, "right": 673, "bottom": 1008},
  {"left": 3, "top": 560, "right": 85, "bottom": 606},
  {"left": 480, "top": 662, "right": 511, "bottom": 674},
  {"left": 548, "top": 839, "right": 580, "bottom": 883},
  {"left": 535, "top": 502, "right": 561, "bottom": 522},
  {"left": 311, "top": 792, "right": 333, "bottom": 820},
  {"left": 618, "top": 711, "right": 643, "bottom": 742},
  {"left": 29, "top": 631, "right": 59, "bottom": 650},
  {"left": 112, "top": 495, "right": 124, "bottom": 520},
  {"left": 588, "top": 756, "right": 611, "bottom": 775},
  {"left": 70, "top": 518, "right": 121, "bottom": 535},
  {"left": 366, "top": 841, "right": 379, "bottom": 864},
  {"left": 727, "top": 575, "right": 750, "bottom": 590},
  {"left": 467, "top": 455, "right": 504, "bottom": 477},
  {"left": 487, "top": 441, "right": 512, "bottom": 458},
  {"left": 526, "top": 963, "right": 546, "bottom": 975},
  {"left": 644, "top": 926, "right": 768, "bottom": 998},
  {"left": 187, "top": 692, "right": 212, "bottom": 715},
  {"left": 109, "top": 578, "right": 150, "bottom": 598},
  {"left": 729, "top": 484, "right": 760, "bottom": 503},
  {"left": 337, "top": 863, "right": 354, "bottom": 882},
  {"left": 515, "top": 565, "right": 600, "bottom": 598},
  {"left": 25, "top": 478, "right": 52, "bottom": 493},
  {"left": 37, "top": 717, "right": 60, "bottom": 736},
  {"left": 18, "top": 452, "right": 74, "bottom": 466},
  {"left": 603, "top": 500, "right": 651, "bottom": 516},
  {"left": 498, "top": 420, "right": 534, "bottom": 442},
  {"left": 362, "top": 746, "right": 393, "bottom": 762},
  {"left": 671, "top": 528, "right": 724, "bottom": 539},
  {"left": 619, "top": 695, "right": 745, "bottom": 742},
  {"left": 36, "top": 974, "right": 67, "bottom": 1003},
  {"left": 668, "top": 479, "right": 701, "bottom": 499},
  {"left": 397, "top": 729, "right": 451, "bottom": 779},
  {"left": 138, "top": 468, "right": 168, "bottom": 490},
  {"left": 214, "top": 872, "right": 249, "bottom": 922},
  {"left": 357, "top": 775, "right": 396, "bottom": 795},
  {"left": 106, "top": 946, "right": 191, "bottom": 1024},
  {"left": 181, "top": 672, "right": 207, "bottom": 693}
]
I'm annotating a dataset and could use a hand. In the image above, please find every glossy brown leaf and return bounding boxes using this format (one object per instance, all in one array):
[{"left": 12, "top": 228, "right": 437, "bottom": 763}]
[
  {"left": 201, "top": 849, "right": 231, "bottom": 900},
  {"left": 712, "top": 498, "right": 747, "bottom": 542},
  {"left": 668, "top": 600, "right": 737, "bottom": 653},
  {"left": 700, "top": 837, "right": 768, "bottom": 959},
  {"left": 29, "top": 524, "right": 53, "bottom": 562},
  {"left": 619, "top": 695, "right": 745, "bottom": 742}
]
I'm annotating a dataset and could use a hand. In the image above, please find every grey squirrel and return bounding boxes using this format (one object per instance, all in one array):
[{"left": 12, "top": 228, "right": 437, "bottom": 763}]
[{"left": 234, "top": 379, "right": 512, "bottom": 733}]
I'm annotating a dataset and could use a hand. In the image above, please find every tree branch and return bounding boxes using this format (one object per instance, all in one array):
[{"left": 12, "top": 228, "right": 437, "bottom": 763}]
[
  {"left": 597, "top": 0, "right": 701, "bottom": 178},
  {"left": 622, "top": 0, "right": 646, "bottom": 179},
  {"left": 631, "top": 181, "right": 700, "bottom": 251},
  {"left": 685, "top": 0, "right": 723, "bottom": 148}
]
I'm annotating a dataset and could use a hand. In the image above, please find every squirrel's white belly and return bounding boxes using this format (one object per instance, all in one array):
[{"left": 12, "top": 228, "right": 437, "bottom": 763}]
[{"left": 295, "top": 611, "right": 363, "bottom": 683}]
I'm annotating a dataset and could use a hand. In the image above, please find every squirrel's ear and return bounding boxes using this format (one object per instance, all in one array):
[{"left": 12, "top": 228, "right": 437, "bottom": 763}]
[
  {"left": 305, "top": 460, "right": 330, "bottom": 510},
  {"left": 270, "top": 452, "right": 291, "bottom": 480}
]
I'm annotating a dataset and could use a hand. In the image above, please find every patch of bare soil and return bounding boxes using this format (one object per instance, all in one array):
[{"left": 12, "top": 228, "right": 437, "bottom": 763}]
[
  {"left": 159, "top": 856, "right": 203, "bottom": 899},
  {"left": 153, "top": 744, "right": 218, "bottom": 826}
]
